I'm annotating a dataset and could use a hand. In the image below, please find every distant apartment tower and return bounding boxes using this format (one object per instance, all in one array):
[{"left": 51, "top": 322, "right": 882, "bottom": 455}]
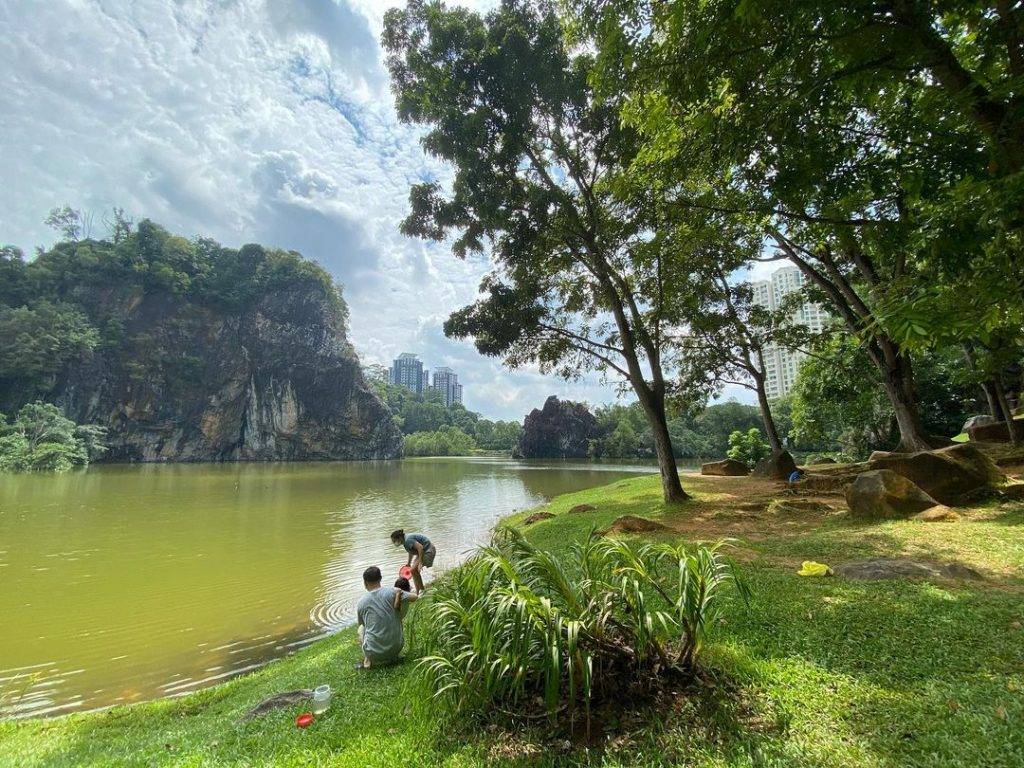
[
  {"left": 750, "top": 266, "right": 828, "bottom": 399},
  {"left": 432, "top": 367, "right": 463, "bottom": 407},
  {"left": 390, "top": 353, "right": 427, "bottom": 394}
]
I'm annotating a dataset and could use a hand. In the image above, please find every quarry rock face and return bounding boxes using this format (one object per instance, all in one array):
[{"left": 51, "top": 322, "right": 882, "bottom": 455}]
[{"left": 48, "top": 285, "right": 401, "bottom": 462}]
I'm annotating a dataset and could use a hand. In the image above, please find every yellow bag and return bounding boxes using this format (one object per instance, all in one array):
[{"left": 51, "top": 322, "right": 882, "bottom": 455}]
[{"left": 797, "top": 560, "right": 833, "bottom": 577}]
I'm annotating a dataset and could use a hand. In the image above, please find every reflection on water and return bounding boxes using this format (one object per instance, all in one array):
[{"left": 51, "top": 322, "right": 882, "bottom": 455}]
[{"left": 0, "top": 457, "right": 658, "bottom": 717}]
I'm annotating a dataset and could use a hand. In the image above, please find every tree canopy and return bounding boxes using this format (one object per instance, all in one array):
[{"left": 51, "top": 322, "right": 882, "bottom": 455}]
[{"left": 384, "top": 0, "right": 694, "bottom": 500}]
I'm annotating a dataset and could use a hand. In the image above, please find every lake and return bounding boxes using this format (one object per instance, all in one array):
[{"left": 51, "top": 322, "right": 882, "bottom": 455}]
[{"left": 0, "top": 457, "right": 658, "bottom": 718}]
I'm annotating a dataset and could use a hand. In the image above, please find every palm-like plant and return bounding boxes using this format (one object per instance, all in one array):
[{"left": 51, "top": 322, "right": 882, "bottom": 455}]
[{"left": 415, "top": 526, "right": 748, "bottom": 733}]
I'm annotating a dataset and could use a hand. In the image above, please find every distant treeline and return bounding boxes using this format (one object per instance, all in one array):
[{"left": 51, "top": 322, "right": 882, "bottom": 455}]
[{"left": 366, "top": 375, "right": 523, "bottom": 456}]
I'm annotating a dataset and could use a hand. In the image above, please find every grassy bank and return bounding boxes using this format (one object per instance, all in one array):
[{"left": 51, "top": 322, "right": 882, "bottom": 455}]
[{"left": 2, "top": 471, "right": 1023, "bottom": 767}]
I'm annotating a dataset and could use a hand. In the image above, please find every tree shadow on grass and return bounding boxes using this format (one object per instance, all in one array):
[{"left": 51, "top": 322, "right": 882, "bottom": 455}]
[
  {"left": 987, "top": 505, "right": 1024, "bottom": 525},
  {"left": 713, "top": 563, "right": 1024, "bottom": 767}
]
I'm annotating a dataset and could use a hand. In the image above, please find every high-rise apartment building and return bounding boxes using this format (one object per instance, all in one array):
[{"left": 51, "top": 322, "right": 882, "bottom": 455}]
[
  {"left": 750, "top": 266, "right": 828, "bottom": 399},
  {"left": 432, "top": 367, "right": 463, "bottom": 407},
  {"left": 390, "top": 353, "right": 427, "bottom": 394},
  {"left": 389, "top": 354, "right": 465, "bottom": 404}
]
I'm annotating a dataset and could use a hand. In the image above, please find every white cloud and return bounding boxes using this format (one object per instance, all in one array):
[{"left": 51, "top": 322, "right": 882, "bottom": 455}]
[{"left": 0, "top": 0, "right": 736, "bottom": 422}]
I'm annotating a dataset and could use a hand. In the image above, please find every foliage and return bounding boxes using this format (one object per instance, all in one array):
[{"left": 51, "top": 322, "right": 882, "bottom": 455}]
[
  {"left": 790, "top": 336, "right": 979, "bottom": 458},
  {"left": 0, "top": 402, "right": 106, "bottom": 472},
  {"left": 369, "top": 377, "right": 523, "bottom": 452},
  {"left": 0, "top": 216, "right": 347, "bottom": 414},
  {"left": 585, "top": 400, "right": 769, "bottom": 459},
  {"left": 402, "top": 426, "right": 476, "bottom": 457},
  {"left": 574, "top": 0, "right": 1024, "bottom": 450},
  {"left": 416, "top": 526, "right": 746, "bottom": 731},
  {"left": 0, "top": 301, "right": 99, "bottom": 402},
  {"left": 591, "top": 404, "right": 651, "bottom": 458},
  {"left": 383, "top": 0, "right": 689, "bottom": 501},
  {"left": 726, "top": 428, "right": 770, "bottom": 467}
]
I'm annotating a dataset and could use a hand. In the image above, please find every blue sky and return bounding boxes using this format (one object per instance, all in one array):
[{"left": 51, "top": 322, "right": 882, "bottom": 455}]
[{"left": 0, "top": 0, "right": 755, "bottom": 421}]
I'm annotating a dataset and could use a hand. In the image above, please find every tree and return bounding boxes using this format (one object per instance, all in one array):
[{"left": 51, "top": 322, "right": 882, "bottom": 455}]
[
  {"left": 383, "top": 0, "right": 689, "bottom": 501},
  {"left": 0, "top": 401, "right": 107, "bottom": 472},
  {"left": 790, "top": 335, "right": 979, "bottom": 458},
  {"left": 0, "top": 246, "right": 31, "bottom": 306},
  {"left": 44, "top": 205, "right": 94, "bottom": 241},
  {"left": 0, "top": 301, "right": 99, "bottom": 407},
  {"left": 726, "top": 428, "right": 770, "bottom": 468},
  {"left": 403, "top": 425, "right": 476, "bottom": 456},
  {"left": 674, "top": 261, "right": 788, "bottom": 454},
  {"left": 577, "top": 0, "right": 1024, "bottom": 452}
]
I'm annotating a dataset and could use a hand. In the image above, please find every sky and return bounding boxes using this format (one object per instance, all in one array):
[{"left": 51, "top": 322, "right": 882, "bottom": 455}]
[{"left": 0, "top": 0, "right": 758, "bottom": 421}]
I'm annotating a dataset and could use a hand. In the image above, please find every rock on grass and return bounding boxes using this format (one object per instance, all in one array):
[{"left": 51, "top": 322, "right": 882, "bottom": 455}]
[
  {"left": 598, "top": 515, "right": 670, "bottom": 535},
  {"left": 845, "top": 470, "right": 939, "bottom": 520},
  {"left": 567, "top": 503, "right": 597, "bottom": 514},
  {"left": 834, "top": 557, "right": 983, "bottom": 581},
  {"left": 522, "top": 512, "right": 556, "bottom": 525}
]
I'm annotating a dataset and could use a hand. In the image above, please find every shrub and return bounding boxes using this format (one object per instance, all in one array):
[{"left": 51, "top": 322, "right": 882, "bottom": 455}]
[
  {"left": 0, "top": 402, "right": 107, "bottom": 472},
  {"left": 726, "top": 427, "right": 770, "bottom": 467},
  {"left": 415, "top": 527, "right": 747, "bottom": 734}
]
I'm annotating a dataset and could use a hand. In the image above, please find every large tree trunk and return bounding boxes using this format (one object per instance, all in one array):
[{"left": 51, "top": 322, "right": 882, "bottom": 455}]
[
  {"left": 982, "top": 379, "right": 1002, "bottom": 420},
  {"left": 773, "top": 235, "right": 942, "bottom": 453},
  {"left": 635, "top": 387, "right": 689, "bottom": 503},
  {"left": 995, "top": 378, "right": 1023, "bottom": 444},
  {"left": 874, "top": 343, "right": 947, "bottom": 452},
  {"left": 961, "top": 343, "right": 1002, "bottom": 419},
  {"left": 752, "top": 374, "right": 783, "bottom": 453}
]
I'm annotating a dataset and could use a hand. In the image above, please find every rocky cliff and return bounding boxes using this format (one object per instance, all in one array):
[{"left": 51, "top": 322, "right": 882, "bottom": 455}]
[
  {"left": 514, "top": 395, "right": 598, "bottom": 459},
  {"left": 57, "top": 287, "right": 400, "bottom": 461},
  {"left": 0, "top": 221, "right": 401, "bottom": 461}
]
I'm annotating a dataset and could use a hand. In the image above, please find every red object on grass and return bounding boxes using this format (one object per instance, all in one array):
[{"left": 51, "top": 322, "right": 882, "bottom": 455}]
[
  {"left": 399, "top": 566, "right": 412, "bottom": 579},
  {"left": 296, "top": 712, "right": 314, "bottom": 728}
]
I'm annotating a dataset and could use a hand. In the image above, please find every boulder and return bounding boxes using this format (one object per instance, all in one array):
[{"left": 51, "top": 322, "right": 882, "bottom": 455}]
[
  {"left": 797, "top": 472, "right": 858, "bottom": 494},
  {"left": 701, "top": 458, "right": 750, "bottom": 476},
  {"left": 868, "top": 450, "right": 895, "bottom": 462},
  {"left": 866, "top": 443, "right": 1005, "bottom": 504},
  {"left": 834, "top": 557, "right": 982, "bottom": 581},
  {"left": 967, "top": 420, "right": 1012, "bottom": 442},
  {"left": 912, "top": 505, "right": 960, "bottom": 522},
  {"left": 845, "top": 470, "right": 940, "bottom": 520},
  {"left": 962, "top": 414, "right": 997, "bottom": 432},
  {"left": 751, "top": 450, "right": 798, "bottom": 480},
  {"left": 1001, "top": 484, "right": 1024, "bottom": 501}
]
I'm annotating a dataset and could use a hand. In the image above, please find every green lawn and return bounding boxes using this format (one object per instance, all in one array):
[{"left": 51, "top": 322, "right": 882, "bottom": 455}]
[{"left": 2, "top": 473, "right": 1023, "bottom": 767}]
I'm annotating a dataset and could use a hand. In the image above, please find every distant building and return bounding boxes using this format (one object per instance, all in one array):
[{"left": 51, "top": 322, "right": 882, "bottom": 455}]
[
  {"left": 432, "top": 366, "right": 463, "bottom": 407},
  {"left": 750, "top": 266, "right": 828, "bottom": 399},
  {"left": 390, "top": 353, "right": 426, "bottom": 394}
]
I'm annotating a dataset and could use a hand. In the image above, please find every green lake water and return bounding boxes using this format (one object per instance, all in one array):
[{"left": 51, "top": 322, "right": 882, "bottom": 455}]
[{"left": 0, "top": 457, "right": 658, "bottom": 718}]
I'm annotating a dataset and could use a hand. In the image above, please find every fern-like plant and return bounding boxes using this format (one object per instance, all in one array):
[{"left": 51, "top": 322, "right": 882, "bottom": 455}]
[{"left": 414, "top": 527, "right": 748, "bottom": 734}]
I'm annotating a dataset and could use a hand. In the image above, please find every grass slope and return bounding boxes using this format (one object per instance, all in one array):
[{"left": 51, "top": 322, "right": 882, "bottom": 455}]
[{"left": 2, "top": 473, "right": 1023, "bottom": 767}]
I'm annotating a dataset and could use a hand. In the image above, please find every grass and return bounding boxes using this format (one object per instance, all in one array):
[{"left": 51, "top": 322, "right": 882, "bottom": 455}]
[{"left": 2, "top": 471, "right": 1024, "bottom": 767}]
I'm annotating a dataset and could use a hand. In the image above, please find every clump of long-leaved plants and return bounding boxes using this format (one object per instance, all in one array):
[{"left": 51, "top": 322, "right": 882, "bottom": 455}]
[{"left": 415, "top": 526, "right": 749, "bottom": 734}]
